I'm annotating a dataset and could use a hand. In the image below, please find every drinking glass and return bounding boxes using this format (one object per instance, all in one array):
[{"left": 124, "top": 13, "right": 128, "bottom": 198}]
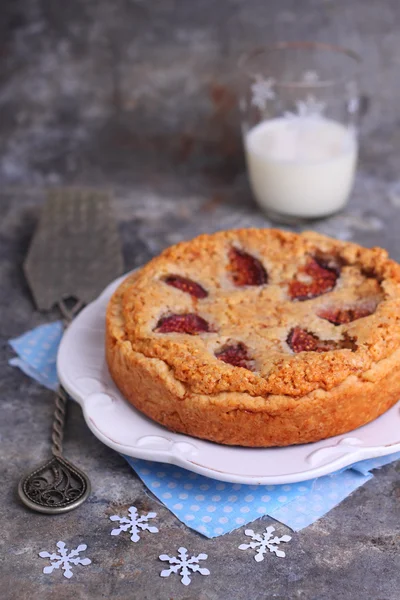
[{"left": 238, "top": 42, "right": 361, "bottom": 224}]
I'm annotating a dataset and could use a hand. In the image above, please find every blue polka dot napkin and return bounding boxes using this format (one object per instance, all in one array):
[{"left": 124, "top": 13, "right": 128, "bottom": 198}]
[
  {"left": 125, "top": 453, "right": 400, "bottom": 536},
  {"left": 9, "top": 321, "right": 400, "bottom": 537},
  {"left": 9, "top": 322, "right": 63, "bottom": 391}
]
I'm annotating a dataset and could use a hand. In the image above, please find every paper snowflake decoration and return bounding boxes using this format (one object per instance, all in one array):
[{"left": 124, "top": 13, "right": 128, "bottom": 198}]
[
  {"left": 39, "top": 541, "right": 91, "bottom": 579},
  {"left": 238, "top": 526, "right": 292, "bottom": 561},
  {"left": 284, "top": 94, "right": 326, "bottom": 120},
  {"left": 251, "top": 76, "right": 275, "bottom": 110},
  {"left": 110, "top": 505, "right": 159, "bottom": 542},
  {"left": 159, "top": 546, "right": 210, "bottom": 586}
]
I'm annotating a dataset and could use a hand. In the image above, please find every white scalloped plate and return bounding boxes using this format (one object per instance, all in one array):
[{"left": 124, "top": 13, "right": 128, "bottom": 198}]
[{"left": 57, "top": 272, "right": 400, "bottom": 484}]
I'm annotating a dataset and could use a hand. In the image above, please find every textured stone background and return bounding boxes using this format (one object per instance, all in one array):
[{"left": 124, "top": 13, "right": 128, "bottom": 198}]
[{"left": 1, "top": 1, "right": 400, "bottom": 599}]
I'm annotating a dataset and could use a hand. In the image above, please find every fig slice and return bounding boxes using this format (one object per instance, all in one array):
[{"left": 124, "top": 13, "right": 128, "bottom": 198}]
[
  {"left": 228, "top": 247, "right": 268, "bottom": 287},
  {"left": 155, "top": 313, "right": 211, "bottom": 334}
]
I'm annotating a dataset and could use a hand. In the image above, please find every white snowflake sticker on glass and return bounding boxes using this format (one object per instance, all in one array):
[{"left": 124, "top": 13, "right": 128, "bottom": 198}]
[
  {"left": 110, "top": 505, "right": 159, "bottom": 542},
  {"left": 39, "top": 541, "right": 91, "bottom": 579},
  {"left": 284, "top": 95, "right": 326, "bottom": 120},
  {"left": 302, "top": 70, "right": 319, "bottom": 84},
  {"left": 251, "top": 76, "right": 275, "bottom": 110},
  {"left": 159, "top": 546, "right": 210, "bottom": 586},
  {"left": 238, "top": 525, "right": 291, "bottom": 562},
  {"left": 346, "top": 81, "right": 360, "bottom": 115}
]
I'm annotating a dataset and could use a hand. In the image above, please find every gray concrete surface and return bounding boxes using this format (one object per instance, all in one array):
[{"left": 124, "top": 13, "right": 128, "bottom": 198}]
[{"left": 1, "top": 1, "right": 400, "bottom": 599}]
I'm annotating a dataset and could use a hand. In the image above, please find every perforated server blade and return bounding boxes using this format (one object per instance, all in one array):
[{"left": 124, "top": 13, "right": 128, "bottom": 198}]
[{"left": 24, "top": 188, "right": 123, "bottom": 310}]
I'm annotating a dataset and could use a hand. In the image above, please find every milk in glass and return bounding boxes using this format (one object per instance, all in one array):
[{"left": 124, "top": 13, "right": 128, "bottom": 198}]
[{"left": 245, "top": 116, "right": 357, "bottom": 219}]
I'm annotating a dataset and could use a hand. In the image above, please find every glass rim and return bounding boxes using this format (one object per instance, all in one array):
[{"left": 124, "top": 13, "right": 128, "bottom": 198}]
[{"left": 238, "top": 41, "right": 361, "bottom": 88}]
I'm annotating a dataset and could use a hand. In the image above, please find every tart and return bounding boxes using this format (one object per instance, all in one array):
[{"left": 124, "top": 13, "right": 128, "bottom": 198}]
[{"left": 105, "top": 228, "right": 400, "bottom": 447}]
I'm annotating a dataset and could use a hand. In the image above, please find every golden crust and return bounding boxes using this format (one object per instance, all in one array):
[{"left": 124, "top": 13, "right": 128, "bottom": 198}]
[{"left": 105, "top": 228, "right": 400, "bottom": 446}]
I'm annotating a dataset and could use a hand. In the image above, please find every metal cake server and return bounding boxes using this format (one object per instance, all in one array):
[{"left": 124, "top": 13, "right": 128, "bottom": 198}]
[{"left": 18, "top": 188, "right": 123, "bottom": 514}]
